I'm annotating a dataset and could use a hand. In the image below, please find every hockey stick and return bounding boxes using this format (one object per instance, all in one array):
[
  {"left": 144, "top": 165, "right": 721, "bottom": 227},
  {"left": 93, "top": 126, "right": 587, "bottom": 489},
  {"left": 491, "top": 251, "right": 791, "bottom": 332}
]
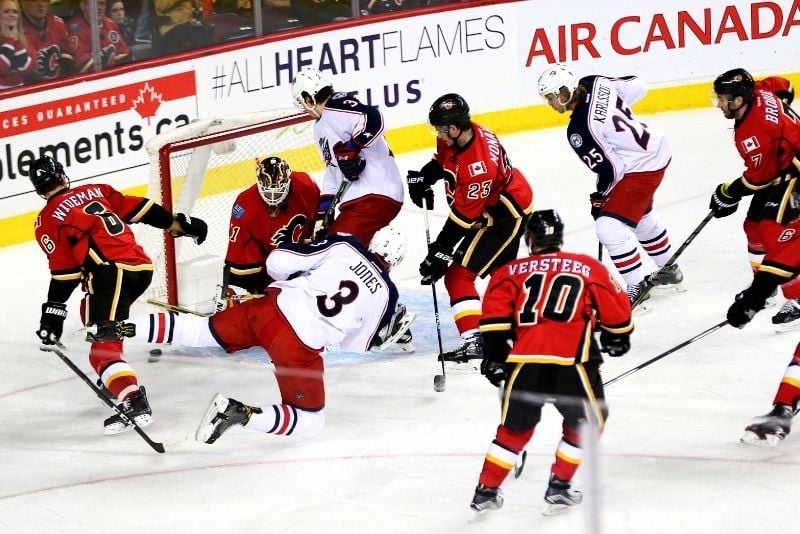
[
  {"left": 40, "top": 342, "right": 170, "bottom": 453},
  {"left": 318, "top": 180, "right": 350, "bottom": 236},
  {"left": 632, "top": 210, "right": 714, "bottom": 308},
  {"left": 603, "top": 320, "right": 728, "bottom": 387},
  {"left": 146, "top": 298, "right": 212, "bottom": 317},
  {"left": 423, "top": 196, "right": 447, "bottom": 393}
]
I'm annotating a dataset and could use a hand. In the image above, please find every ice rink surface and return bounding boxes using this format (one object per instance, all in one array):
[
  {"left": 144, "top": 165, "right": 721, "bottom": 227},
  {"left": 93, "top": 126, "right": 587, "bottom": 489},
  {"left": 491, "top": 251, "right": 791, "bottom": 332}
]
[{"left": 1, "top": 107, "right": 799, "bottom": 534}]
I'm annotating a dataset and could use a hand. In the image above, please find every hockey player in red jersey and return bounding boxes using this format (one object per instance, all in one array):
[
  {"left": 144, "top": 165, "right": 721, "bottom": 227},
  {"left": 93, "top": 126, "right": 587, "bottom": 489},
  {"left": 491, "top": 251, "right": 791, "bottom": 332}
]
[
  {"left": 216, "top": 156, "right": 319, "bottom": 307},
  {"left": 709, "top": 68, "right": 800, "bottom": 332},
  {"left": 66, "top": 0, "right": 130, "bottom": 72},
  {"left": 726, "top": 207, "right": 800, "bottom": 446},
  {"left": 31, "top": 155, "right": 207, "bottom": 435},
  {"left": 468, "top": 210, "right": 632, "bottom": 518},
  {"left": 537, "top": 64, "right": 683, "bottom": 307},
  {"left": 291, "top": 67, "right": 404, "bottom": 246},
  {"left": 126, "top": 227, "right": 411, "bottom": 444},
  {"left": 406, "top": 93, "right": 533, "bottom": 363},
  {"left": 20, "top": 0, "right": 74, "bottom": 82}
]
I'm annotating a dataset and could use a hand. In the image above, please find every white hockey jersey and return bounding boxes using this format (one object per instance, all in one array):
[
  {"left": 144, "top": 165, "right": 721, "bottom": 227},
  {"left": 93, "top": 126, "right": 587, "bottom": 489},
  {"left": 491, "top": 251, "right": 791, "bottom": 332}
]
[
  {"left": 267, "top": 235, "right": 398, "bottom": 352},
  {"left": 567, "top": 75, "right": 672, "bottom": 194},
  {"left": 314, "top": 92, "right": 404, "bottom": 205}
]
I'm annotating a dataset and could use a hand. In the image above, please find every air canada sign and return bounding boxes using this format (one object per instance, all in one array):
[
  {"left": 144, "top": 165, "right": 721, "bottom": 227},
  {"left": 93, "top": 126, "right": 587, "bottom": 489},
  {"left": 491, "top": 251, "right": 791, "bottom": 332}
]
[{"left": 525, "top": 1, "right": 800, "bottom": 65}]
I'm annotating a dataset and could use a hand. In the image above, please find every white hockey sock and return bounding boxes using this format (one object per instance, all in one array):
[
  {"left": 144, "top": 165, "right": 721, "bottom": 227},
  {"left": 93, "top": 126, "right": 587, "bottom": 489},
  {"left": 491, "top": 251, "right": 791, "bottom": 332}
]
[{"left": 245, "top": 404, "right": 326, "bottom": 439}]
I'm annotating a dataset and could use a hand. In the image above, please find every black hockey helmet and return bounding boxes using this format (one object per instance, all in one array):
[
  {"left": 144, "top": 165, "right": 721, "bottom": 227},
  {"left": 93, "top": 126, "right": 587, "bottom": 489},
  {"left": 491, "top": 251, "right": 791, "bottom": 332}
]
[
  {"left": 713, "top": 68, "right": 755, "bottom": 102},
  {"left": 29, "top": 156, "right": 68, "bottom": 196},
  {"left": 428, "top": 93, "right": 471, "bottom": 130},
  {"left": 525, "top": 209, "right": 564, "bottom": 252}
]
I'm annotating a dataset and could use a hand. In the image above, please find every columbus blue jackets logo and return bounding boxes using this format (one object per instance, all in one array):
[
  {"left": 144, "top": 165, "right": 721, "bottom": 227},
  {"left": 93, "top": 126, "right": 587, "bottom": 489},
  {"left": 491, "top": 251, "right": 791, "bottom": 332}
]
[{"left": 569, "top": 133, "right": 583, "bottom": 148}]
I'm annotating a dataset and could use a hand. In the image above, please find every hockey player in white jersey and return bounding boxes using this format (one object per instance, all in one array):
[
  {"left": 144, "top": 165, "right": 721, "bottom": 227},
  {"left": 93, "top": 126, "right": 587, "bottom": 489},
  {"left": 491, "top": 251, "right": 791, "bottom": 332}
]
[
  {"left": 128, "top": 227, "right": 412, "bottom": 444},
  {"left": 537, "top": 64, "right": 683, "bottom": 305},
  {"left": 290, "top": 67, "right": 404, "bottom": 246}
]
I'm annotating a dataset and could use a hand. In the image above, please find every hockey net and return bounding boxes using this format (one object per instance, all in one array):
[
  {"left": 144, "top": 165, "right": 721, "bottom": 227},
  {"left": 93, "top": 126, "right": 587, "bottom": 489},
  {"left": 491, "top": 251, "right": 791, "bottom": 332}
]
[{"left": 136, "top": 109, "right": 319, "bottom": 312}]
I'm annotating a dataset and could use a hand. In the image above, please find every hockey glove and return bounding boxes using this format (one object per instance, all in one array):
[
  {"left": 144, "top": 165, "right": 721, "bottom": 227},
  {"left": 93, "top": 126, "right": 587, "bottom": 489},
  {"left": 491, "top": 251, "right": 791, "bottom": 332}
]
[
  {"left": 709, "top": 183, "right": 740, "bottom": 218},
  {"left": 589, "top": 192, "right": 608, "bottom": 220},
  {"left": 599, "top": 330, "right": 630, "bottom": 357},
  {"left": 314, "top": 196, "right": 334, "bottom": 241},
  {"left": 37, "top": 301, "right": 67, "bottom": 345},
  {"left": 407, "top": 160, "right": 446, "bottom": 209},
  {"left": 419, "top": 241, "right": 453, "bottom": 285},
  {"left": 333, "top": 140, "right": 366, "bottom": 181},
  {"left": 480, "top": 358, "right": 507, "bottom": 388},
  {"left": 171, "top": 213, "right": 208, "bottom": 245},
  {"left": 727, "top": 290, "right": 764, "bottom": 328}
]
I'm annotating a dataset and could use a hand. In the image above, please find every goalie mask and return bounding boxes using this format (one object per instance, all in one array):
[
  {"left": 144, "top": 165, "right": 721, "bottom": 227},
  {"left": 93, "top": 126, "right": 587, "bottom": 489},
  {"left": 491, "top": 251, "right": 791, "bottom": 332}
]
[
  {"left": 525, "top": 209, "right": 564, "bottom": 253},
  {"left": 256, "top": 156, "right": 292, "bottom": 210},
  {"left": 291, "top": 68, "right": 333, "bottom": 112},
  {"left": 29, "top": 156, "right": 69, "bottom": 197},
  {"left": 368, "top": 226, "right": 406, "bottom": 269},
  {"left": 537, "top": 64, "right": 578, "bottom": 101}
]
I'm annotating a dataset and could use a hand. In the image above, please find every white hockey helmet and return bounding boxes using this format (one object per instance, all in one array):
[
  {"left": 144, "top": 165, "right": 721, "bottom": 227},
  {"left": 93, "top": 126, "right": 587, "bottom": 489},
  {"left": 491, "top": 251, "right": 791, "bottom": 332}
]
[
  {"left": 537, "top": 64, "right": 578, "bottom": 98},
  {"left": 256, "top": 156, "right": 292, "bottom": 209},
  {"left": 369, "top": 226, "right": 406, "bottom": 269},
  {"left": 291, "top": 68, "right": 333, "bottom": 110}
]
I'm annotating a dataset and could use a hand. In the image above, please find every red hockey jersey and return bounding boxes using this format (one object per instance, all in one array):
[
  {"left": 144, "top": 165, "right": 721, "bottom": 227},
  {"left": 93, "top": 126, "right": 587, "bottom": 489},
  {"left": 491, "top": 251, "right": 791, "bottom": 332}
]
[
  {"left": 34, "top": 184, "right": 154, "bottom": 279},
  {"left": 22, "top": 13, "right": 73, "bottom": 81},
  {"left": 225, "top": 171, "right": 320, "bottom": 287},
  {"left": 65, "top": 12, "right": 129, "bottom": 72},
  {"left": 435, "top": 121, "right": 533, "bottom": 227},
  {"left": 480, "top": 250, "right": 632, "bottom": 366}
]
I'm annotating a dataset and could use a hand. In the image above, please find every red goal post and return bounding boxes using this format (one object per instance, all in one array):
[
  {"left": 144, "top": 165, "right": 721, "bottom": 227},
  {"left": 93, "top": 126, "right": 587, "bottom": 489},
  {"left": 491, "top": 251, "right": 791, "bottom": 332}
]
[{"left": 137, "top": 109, "right": 320, "bottom": 311}]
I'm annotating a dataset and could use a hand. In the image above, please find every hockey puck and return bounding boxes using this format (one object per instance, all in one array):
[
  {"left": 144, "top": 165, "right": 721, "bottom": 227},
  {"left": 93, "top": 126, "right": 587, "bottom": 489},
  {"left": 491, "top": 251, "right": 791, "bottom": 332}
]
[
  {"left": 148, "top": 348, "right": 163, "bottom": 362},
  {"left": 433, "top": 374, "right": 446, "bottom": 392}
]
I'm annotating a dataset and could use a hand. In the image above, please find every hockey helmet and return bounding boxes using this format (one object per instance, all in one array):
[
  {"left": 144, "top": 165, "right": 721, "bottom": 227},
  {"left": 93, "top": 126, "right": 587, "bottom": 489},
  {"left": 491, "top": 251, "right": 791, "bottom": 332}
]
[
  {"left": 29, "top": 155, "right": 68, "bottom": 196},
  {"left": 537, "top": 64, "right": 578, "bottom": 99},
  {"left": 713, "top": 68, "right": 754, "bottom": 102},
  {"left": 428, "top": 93, "right": 471, "bottom": 131},
  {"left": 256, "top": 156, "right": 292, "bottom": 208},
  {"left": 525, "top": 209, "right": 564, "bottom": 252},
  {"left": 291, "top": 68, "right": 333, "bottom": 110},
  {"left": 369, "top": 226, "right": 406, "bottom": 269}
]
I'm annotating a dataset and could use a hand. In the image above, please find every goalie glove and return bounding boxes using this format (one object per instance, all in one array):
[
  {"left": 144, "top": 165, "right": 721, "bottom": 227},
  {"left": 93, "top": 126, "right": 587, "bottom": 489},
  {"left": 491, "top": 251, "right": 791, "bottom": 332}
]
[
  {"left": 170, "top": 213, "right": 208, "bottom": 245},
  {"left": 709, "top": 183, "right": 740, "bottom": 218},
  {"left": 333, "top": 140, "right": 366, "bottom": 181},
  {"left": 37, "top": 301, "right": 67, "bottom": 345}
]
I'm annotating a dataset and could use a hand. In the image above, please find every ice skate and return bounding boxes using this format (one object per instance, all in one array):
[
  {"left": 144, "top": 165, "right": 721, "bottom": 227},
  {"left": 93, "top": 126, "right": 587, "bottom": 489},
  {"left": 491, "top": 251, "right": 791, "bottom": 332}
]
[
  {"left": 645, "top": 263, "right": 686, "bottom": 294},
  {"left": 440, "top": 334, "right": 483, "bottom": 371},
  {"left": 372, "top": 303, "right": 416, "bottom": 353},
  {"left": 741, "top": 404, "right": 796, "bottom": 447},
  {"left": 103, "top": 387, "right": 153, "bottom": 435},
  {"left": 627, "top": 280, "right": 651, "bottom": 316},
  {"left": 195, "top": 394, "right": 260, "bottom": 444},
  {"left": 468, "top": 484, "right": 503, "bottom": 522},
  {"left": 543, "top": 475, "right": 583, "bottom": 516},
  {"left": 772, "top": 299, "right": 800, "bottom": 333}
]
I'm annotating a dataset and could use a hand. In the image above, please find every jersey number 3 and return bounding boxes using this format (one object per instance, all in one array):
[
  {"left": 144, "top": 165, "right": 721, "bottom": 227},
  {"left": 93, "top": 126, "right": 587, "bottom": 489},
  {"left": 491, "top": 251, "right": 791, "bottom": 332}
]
[{"left": 317, "top": 280, "right": 359, "bottom": 317}]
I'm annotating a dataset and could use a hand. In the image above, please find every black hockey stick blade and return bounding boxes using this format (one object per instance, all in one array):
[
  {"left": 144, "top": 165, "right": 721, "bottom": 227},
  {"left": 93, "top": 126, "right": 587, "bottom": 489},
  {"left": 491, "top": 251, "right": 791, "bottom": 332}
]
[{"left": 40, "top": 343, "right": 169, "bottom": 453}]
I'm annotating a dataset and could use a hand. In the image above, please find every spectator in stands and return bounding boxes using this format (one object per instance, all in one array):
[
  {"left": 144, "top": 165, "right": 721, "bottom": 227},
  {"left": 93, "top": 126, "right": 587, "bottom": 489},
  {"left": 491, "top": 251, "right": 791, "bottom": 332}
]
[
  {"left": 20, "top": 0, "right": 74, "bottom": 83},
  {"left": 107, "top": 0, "right": 135, "bottom": 45},
  {"left": 66, "top": 0, "right": 132, "bottom": 72},
  {"left": 0, "top": 0, "right": 34, "bottom": 89},
  {"left": 152, "top": 0, "right": 211, "bottom": 56},
  {"left": 291, "top": 0, "right": 349, "bottom": 26},
  {"left": 133, "top": 0, "right": 152, "bottom": 42}
]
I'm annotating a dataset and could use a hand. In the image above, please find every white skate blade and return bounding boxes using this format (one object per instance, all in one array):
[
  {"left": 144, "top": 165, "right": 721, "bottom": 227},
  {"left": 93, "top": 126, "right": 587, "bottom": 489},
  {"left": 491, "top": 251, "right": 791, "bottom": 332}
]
[
  {"left": 104, "top": 414, "right": 153, "bottom": 436},
  {"left": 740, "top": 430, "right": 782, "bottom": 447},
  {"left": 443, "top": 360, "right": 479, "bottom": 373},
  {"left": 773, "top": 320, "right": 800, "bottom": 334},
  {"left": 651, "top": 282, "right": 687, "bottom": 294},
  {"left": 371, "top": 341, "right": 415, "bottom": 355},
  {"left": 543, "top": 503, "right": 573, "bottom": 516},
  {"left": 632, "top": 300, "right": 652, "bottom": 316},
  {"left": 195, "top": 393, "right": 228, "bottom": 443},
  {"left": 467, "top": 508, "right": 488, "bottom": 523}
]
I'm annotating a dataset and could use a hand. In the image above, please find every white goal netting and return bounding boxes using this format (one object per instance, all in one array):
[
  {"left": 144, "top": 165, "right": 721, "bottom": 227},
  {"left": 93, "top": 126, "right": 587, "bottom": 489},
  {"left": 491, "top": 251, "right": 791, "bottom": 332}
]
[{"left": 136, "top": 109, "right": 320, "bottom": 312}]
